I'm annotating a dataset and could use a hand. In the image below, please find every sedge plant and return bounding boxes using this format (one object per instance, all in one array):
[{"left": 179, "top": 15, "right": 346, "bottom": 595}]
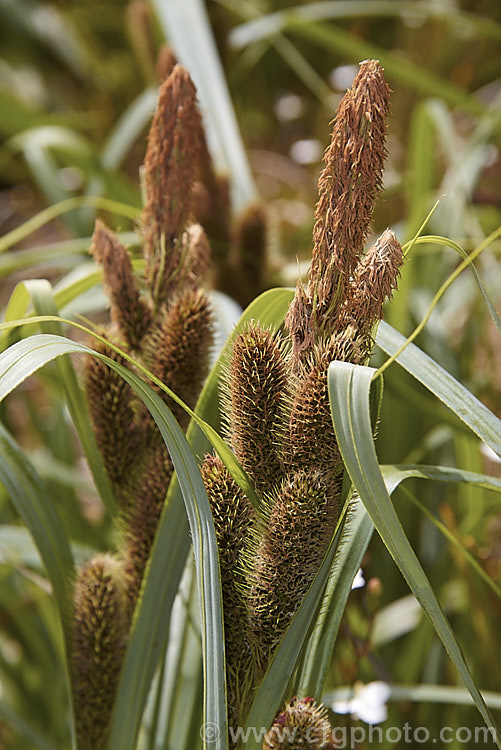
[{"left": 0, "top": 42, "right": 500, "bottom": 750}]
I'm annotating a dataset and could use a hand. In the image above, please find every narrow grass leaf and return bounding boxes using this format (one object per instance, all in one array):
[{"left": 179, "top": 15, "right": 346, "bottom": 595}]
[
  {"left": 298, "top": 462, "right": 501, "bottom": 697},
  {"left": 0, "top": 423, "right": 76, "bottom": 748},
  {"left": 328, "top": 360, "right": 501, "bottom": 745},
  {"left": 230, "top": 1, "right": 501, "bottom": 47},
  {"left": 324, "top": 683, "right": 501, "bottom": 710},
  {"left": 0, "top": 332, "right": 228, "bottom": 750},
  {"left": 152, "top": 0, "right": 257, "bottom": 211},
  {"left": 25, "top": 279, "right": 116, "bottom": 515},
  {"left": 376, "top": 320, "right": 501, "bottom": 457}
]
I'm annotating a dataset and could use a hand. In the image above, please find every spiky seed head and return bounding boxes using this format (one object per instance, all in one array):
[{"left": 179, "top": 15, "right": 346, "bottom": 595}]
[
  {"left": 122, "top": 443, "right": 173, "bottom": 611},
  {"left": 285, "top": 280, "right": 314, "bottom": 369},
  {"left": 248, "top": 470, "right": 339, "bottom": 657},
  {"left": 201, "top": 454, "right": 257, "bottom": 726},
  {"left": 226, "top": 323, "right": 287, "bottom": 497},
  {"left": 288, "top": 60, "right": 391, "bottom": 363},
  {"left": 141, "top": 288, "right": 213, "bottom": 429},
  {"left": 90, "top": 220, "right": 152, "bottom": 349},
  {"left": 345, "top": 228, "right": 404, "bottom": 333},
  {"left": 286, "top": 336, "right": 357, "bottom": 479},
  {"left": 264, "top": 696, "right": 333, "bottom": 750},
  {"left": 72, "top": 554, "right": 128, "bottom": 750},
  {"left": 84, "top": 339, "right": 143, "bottom": 495},
  {"left": 142, "top": 64, "right": 204, "bottom": 299},
  {"left": 263, "top": 696, "right": 334, "bottom": 750}
]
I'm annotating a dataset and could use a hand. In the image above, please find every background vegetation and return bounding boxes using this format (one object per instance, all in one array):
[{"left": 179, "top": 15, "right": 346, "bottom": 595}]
[{"left": 0, "top": 0, "right": 500, "bottom": 748}]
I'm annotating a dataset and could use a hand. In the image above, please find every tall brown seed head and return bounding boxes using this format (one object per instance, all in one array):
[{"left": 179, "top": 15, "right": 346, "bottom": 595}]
[
  {"left": 141, "top": 288, "right": 213, "bottom": 429},
  {"left": 344, "top": 228, "right": 404, "bottom": 340},
  {"left": 286, "top": 60, "right": 391, "bottom": 363},
  {"left": 84, "top": 340, "right": 143, "bottom": 496},
  {"left": 90, "top": 220, "right": 152, "bottom": 349},
  {"left": 226, "top": 324, "right": 287, "bottom": 497},
  {"left": 248, "top": 470, "right": 338, "bottom": 659},
  {"left": 72, "top": 554, "right": 128, "bottom": 750},
  {"left": 142, "top": 64, "right": 204, "bottom": 301},
  {"left": 201, "top": 454, "right": 257, "bottom": 728}
]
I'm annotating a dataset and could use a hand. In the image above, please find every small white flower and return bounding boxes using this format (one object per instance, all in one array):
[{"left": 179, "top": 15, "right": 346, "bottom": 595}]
[
  {"left": 331, "top": 681, "right": 391, "bottom": 724},
  {"left": 351, "top": 568, "right": 366, "bottom": 590}
]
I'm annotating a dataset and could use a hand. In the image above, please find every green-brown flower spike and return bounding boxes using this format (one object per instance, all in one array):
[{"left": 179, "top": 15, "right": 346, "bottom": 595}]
[
  {"left": 90, "top": 220, "right": 152, "bottom": 349},
  {"left": 142, "top": 63, "right": 204, "bottom": 302},
  {"left": 122, "top": 444, "right": 174, "bottom": 609},
  {"left": 248, "top": 470, "right": 339, "bottom": 658},
  {"left": 263, "top": 696, "right": 334, "bottom": 750},
  {"left": 226, "top": 324, "right": 287, "bottom": 497},
  {"left": 72, "top": 554, "right": 128, "bottom": 750},
  {"left": 201, "top": 455, "right": 257, "bottom": 727},
  {"left": 286, "top": 59, "right": 391, "bottom": 362},
  {"left": 84, "top": 341, "right": 143, "bottom": 496},
  {"left": 142, "top": 288, "right": 213, "bottom": 428},
  {"left": 344, "top": 228, "right": 404, "bottom": 341}
]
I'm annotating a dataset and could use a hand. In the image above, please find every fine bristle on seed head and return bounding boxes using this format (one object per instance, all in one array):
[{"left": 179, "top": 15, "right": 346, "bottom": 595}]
[
  {"left": 72, "top": 553, "right": 129, "bottom": 750},
  {"left": 263, "top": 696, "right": 334, "bottom": 750}
]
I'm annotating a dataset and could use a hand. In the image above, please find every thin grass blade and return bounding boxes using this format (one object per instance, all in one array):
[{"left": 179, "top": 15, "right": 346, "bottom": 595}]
[{"left": 328, "top": 360, "right": 501, "bottom": 746}]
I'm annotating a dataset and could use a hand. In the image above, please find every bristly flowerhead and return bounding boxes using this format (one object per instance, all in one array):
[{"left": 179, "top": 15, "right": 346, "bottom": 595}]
[
  {"left": 248, "top": 470, "right": 339, "bottom": 658},
  {"left": 84, "top": 341, "right": 143, "bottom": 496},
  {"left": 263, "top": 696, "right": 334, "bottom": 750},
  {"left": 142, "top": 64, "right": 204, "bottom": 302},
  {"left": 122, "top": 443, "right": 173, "bottom": 610},
  {"left": 90, "top": 220, "right": 152, "bottom": 349},
  {"left": 226, "top": 324, "right": 287, "bottom": 497},
  {"left": 141, "top": 288, "right": 213, "bottom": 429},
  {"left": 286, "top": 330, "right": 365, "bottom": 480},
  {"left": 72, "top": 554, "right": 128, "bottom": 750},
  {"left": 343, "top": 228, "right": 404, "bottom": 342},
  {"left": 201, "top": 455, "right": 257, "bottom": 728},
  {"left": 286, "top": 60, "right": 391, "bottom": 363}
]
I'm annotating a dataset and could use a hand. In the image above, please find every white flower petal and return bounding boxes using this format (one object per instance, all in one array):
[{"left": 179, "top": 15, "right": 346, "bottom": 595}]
[
  {"left": 331, "top": 699, "right": 354, "bottom": 716},
  {"left": 351, "top": 568, "right": 366, "bottom": 590}
]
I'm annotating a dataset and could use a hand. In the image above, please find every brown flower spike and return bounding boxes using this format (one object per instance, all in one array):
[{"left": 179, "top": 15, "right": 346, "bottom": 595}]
[
  {"left": 286, "top": 60, "right": 391, "bottom": 362},
  {"left": 142, "top": 64, "right": 204, "bottom": 302},
  {"left": 90, "top": 220, "right": 152, "bottom": 349},
  {"left": 226, "top": 324, "right": 287, "bottom": 497},
  {"left": 72, "top": 554, "right": 128, "bottom": 750},
  {"left": 201, "top": 455, "right": 257, "bottom": 728}
]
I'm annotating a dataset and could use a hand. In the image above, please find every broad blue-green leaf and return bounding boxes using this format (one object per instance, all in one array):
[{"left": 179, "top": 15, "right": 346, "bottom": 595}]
[{"left": 328, "top": 360, "right": 501, "bottom": 746}]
